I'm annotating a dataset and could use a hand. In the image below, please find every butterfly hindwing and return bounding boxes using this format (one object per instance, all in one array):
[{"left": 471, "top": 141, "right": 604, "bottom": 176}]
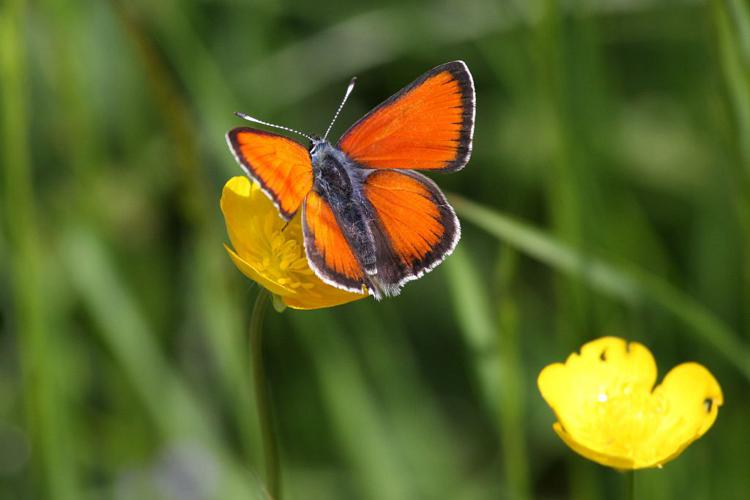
[
  {"left": 364, "top": 169, "right": 460, "bottom": 285},
  {"left": 337, "top": 61, "right": 475, "bottom": 172},
  {"left": 302, "top": 191, "right": 368, "bottom": 294},
  {"left": 226, "top": 127, "right": 313, "bottom": 220}
]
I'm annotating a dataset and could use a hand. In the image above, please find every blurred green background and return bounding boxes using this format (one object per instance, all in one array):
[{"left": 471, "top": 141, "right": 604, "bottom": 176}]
[{"left": 1, "top": 0, "right": 749, "bottom": 498}]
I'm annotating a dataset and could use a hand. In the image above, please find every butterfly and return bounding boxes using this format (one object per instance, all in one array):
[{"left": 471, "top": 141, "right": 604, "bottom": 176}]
[{"left": 226, "top": 61, "right": 475, "bottom": 299}]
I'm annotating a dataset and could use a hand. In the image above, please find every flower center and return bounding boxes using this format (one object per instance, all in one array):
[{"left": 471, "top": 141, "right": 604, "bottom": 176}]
[
  {"left": 246, "top": 214, "right": 314, "bottom": 289},
  {"left": 581, "top": 380, "right": 670, "bottom": 459}
]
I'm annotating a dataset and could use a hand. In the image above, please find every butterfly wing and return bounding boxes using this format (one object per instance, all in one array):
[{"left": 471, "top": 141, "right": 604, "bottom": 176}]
[
  {"left": 226, "top": 127, "right": 313, "bottom": 220},
  {"left": 363, "top": 169, "right": 460, "bottom": 289},
  {"left": 302, "top": 191, "right": 368, "bottom": 294},
  {"left": 337, "top": 61, "right": 475, "bottom": 172}
]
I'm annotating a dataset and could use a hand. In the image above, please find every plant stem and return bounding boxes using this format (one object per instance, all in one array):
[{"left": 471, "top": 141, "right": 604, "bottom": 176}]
[
  {"left": 625, "top": 470, "right": 635, "bottom": 500},
  {"left": 249, "top": 289, "right": 281, "bottom": 499}
]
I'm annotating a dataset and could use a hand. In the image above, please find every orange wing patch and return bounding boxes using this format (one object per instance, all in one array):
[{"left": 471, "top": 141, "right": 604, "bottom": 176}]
[
  {"left": 338, "top": 61, "right": 474, "bottom": 172},
  {"left": 302, "top": 191, "right": 365, "bottom": 292},
  {"left": 227, "top": 128, "right": 313, "bottom": 220},
  {"left": 364, "top": 170, "right": 457, "bottom": 272}
]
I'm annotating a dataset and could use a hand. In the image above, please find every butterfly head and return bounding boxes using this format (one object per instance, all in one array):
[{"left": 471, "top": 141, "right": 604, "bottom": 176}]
[
  {"left": 309, "top": 135, "right": 323, "bottom": 150},
  {"left": 308, "top": 137, "right": 336, "bottom": 164}
]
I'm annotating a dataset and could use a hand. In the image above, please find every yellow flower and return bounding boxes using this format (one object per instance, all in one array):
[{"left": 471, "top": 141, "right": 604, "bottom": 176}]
[
  {"left": 538, "top": 336, "right": 723, "bottom": 470},
  {"left": 221, "top": 176, "right": 366, "bottom": 310}
]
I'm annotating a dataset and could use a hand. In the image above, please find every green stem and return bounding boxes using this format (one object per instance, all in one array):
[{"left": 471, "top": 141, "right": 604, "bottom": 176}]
[
  {"left": 624, "top": 470, "right": 635, "bottom": 500},
  {"left": 249, "top": 289, "right": 281, "bottom": 499}
]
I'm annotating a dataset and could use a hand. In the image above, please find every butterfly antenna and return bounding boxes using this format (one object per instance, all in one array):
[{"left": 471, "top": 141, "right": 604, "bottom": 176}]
[
  {"left": 323, "top": 76, "right": 357, "bottom": 141},
  {"left": 234, "top": 112, "right": 314, "bottom": 142}
]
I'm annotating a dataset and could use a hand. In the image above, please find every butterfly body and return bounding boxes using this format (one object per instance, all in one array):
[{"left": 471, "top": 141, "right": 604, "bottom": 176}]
[
  {"left": 227, "top": 61, "right": 475, "bottom": 300},
  {"left": 308, "top": 138, "right": 378, "bottom": 277}
]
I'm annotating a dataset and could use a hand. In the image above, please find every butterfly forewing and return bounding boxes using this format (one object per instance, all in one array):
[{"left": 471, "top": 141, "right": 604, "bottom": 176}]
[
  {"left": 226, "top": 127, "right": 313, "bottom": 220},
  {"left": 337, "top": 61, "right": 474, "bottom": 172}
]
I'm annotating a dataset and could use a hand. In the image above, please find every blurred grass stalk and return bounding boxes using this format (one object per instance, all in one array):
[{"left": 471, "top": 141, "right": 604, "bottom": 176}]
[
  {"left": 535, "top": 0, "right": 592, "bottom": 351},
  {"left": 60, "top": 227, "right": 264, "bottom": 499},
  {"left": 711, "top": 0, "right": 750, "bottom": 336},
  {"left": 713, "top": 0, "right": 750, "bottom": 178},
  {"left": 445, "top": 247, "right": 531, "bottom": 500},
  {"left": 31, "top": 0, "right": 263, "bottom": 495},
  {"left": 0, "top": 1, "right": 79, "bottom": 498},
  {"left": 291, "top": 312, "right": 416, "bottom": 500},
  {"left": 292, "top": 307, "right": 495, "bottom": 499},
  {"left": 110, "top": 0, "right": 262, "bottom": 468},
  {"left": 122, "top": 0, "right": 243, "bottom": 165},
  {"left": 494, "top": 250, "right": 531, "bottom": 500},
  {"left": 533, "top": 4, "right": 611, "bottom": 495},
  {"left": 347, "top": 303, "right": 481, "bottom": 499}
]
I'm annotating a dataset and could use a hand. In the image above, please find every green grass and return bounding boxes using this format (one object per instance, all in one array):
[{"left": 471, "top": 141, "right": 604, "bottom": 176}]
[{"left": 1, "top": 0, "right": 749, "bottom": 499}]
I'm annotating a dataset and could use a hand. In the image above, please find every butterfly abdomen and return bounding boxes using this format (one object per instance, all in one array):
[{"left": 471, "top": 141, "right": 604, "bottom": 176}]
[{"left": 310, "top": 142, "right": 378, "bottom": 277}]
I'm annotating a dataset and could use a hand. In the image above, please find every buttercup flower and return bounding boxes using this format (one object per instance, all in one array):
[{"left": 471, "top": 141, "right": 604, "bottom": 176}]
[
  {"left": 221, "top": 176, "right": 366, "bottom": 309},
  {"left": 538, "top": 336, "right": 723, "bottom": 470}
]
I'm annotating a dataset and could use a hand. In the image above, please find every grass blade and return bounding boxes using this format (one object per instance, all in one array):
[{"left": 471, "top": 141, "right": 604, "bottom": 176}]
[
  {"left": 451, "top": 194, "right": 750, "bottom": 380},
  {"left": 59, "top": 226, "right": 264, "bottom": 500},
  {"left": 0, "top": 2, "right": 80, "bottom": 498}
]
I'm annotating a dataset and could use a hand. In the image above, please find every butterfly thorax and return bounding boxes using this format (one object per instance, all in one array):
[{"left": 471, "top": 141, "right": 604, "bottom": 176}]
[
  {"left": 309, "top": 140, "right": 355, "bottom": 198},
  {"left": 309, "top": 140, "right": 378, "bottom": 274}
]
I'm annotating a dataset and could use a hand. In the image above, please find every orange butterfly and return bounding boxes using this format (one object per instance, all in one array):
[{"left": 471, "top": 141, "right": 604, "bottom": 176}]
[{"left": 226, "top": 61, "right": 475, "bottom": 299}]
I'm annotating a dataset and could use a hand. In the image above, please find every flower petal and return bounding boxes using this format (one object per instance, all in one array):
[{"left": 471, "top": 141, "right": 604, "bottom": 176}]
[
  {"left": 657, "top": 362, "right": 723, "bottom": 437},
  {"left": 221, "top": 176, "right": 276, "bottom": 259},
  {"left": 647, "top": 362, "right": 723, "bottom": 465},
  {"left": 283, "top": 288, "right": 365, "bottom": 310},
  {"left": 552, "top": 422, "right": 635, "bottom": 469},
  {"left": 574, "top": 337, "right": 657, "bottom": 390}
]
